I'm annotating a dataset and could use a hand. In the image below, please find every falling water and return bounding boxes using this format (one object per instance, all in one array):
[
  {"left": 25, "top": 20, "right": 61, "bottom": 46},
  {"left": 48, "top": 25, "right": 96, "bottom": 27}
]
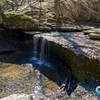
[
  {"left": 32, "top": 34, "right": 51, "bottom": 67},
  {"left": 32, "top": 36, "right": 39, "bottom": 61},
  {"left": 34, "top": 36, "right": 38, "bottom": 53},
  {"left": 47, "top": 40, "right": 50, "bottom": 61},
  {"left": 40, "top": 35, "right": 50, "bottom": 61},
  {"left": 37, "top": 37, "right": 46, "bottom": 65},
  {"left": 39, "top": 36, "right": 51, "bottom": 67},
  {"left": 40, "top": 38, "right": 46, "bottom": 60}
]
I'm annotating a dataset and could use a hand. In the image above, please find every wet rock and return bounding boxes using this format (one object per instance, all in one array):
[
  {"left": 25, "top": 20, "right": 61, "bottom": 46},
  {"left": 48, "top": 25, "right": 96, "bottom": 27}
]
[
  {"left": 35, "top": 32, "right": 100, "bottom": 80},
  {"left": 24, "top": 31, "right": 41, "bottom": 35}
]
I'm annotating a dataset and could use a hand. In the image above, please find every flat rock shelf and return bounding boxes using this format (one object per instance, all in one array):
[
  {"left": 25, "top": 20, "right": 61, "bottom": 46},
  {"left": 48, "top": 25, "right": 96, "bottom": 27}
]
[
  {"left": 35, "top": 32, "right": 100, "bottom": 80},
  {"left": 0, "top": 31, "right": 100, "bottom": 100}
]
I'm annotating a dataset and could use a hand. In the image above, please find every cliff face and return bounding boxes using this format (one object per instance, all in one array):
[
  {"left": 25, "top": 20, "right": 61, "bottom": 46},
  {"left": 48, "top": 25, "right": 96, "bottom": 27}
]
[
  {"left": 35, "top": 32, "right": 100, "bottom": 81},
  {"left": 1, "top": 1, "right": 56, "bottom": 31},
  {"left": 0, "top": 0, "right": 100, "bottom": 31}
]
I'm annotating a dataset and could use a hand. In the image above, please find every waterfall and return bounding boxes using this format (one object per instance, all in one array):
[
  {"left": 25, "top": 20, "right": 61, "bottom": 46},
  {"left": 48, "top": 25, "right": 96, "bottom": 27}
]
[
  {"left": 32, "top": 36, "right": 39, "bottom": 61},
  {"left": 47, "top": 40, "right": 50, "bottom": 61},
  {"left": 37, "top": 37, "right": 46, "bottom": 65},
  {"left": 40, "top": 38, "right": 46, "bottom": 60},
  {"left": 33, "top": 36, "right": 38, "bottom": 54},
  {"left": 32, "top": 34, "right": 51, "bottom": 67}
]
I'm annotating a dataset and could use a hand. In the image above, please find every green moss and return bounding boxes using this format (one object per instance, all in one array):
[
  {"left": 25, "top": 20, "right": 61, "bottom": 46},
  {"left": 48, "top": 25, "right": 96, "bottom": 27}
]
[
  {"left": 4, "top": 9, "right": 15, "bottom": 14},
  {"left": 34, "top": 23, "right": 38, "bottom": 29},
  {"left": 2, "top": 11, "right": 35, "bottom": 30},
  {"left": 75, "top": 74, "right": 85, "bottom": 82}
]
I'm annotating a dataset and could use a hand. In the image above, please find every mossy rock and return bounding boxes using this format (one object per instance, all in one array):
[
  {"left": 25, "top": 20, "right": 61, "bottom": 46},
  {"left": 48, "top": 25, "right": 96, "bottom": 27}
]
[{"left": 1, "top": 10, "right": 39, "bottom": 30}]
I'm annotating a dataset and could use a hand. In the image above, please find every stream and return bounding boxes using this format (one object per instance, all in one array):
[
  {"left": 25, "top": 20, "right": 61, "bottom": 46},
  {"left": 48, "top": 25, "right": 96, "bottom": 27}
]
[
  {"left": 0, "top": 33, "right": 99, "bottom": 100},
  {"left": 0, "top": 35, "right": 70, "bottom": 99}
]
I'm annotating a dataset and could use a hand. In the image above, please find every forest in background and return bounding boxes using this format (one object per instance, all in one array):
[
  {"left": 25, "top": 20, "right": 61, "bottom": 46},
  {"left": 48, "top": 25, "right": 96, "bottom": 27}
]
[{"left": 0, "top": 0, "right": 100, "bottom": 23}]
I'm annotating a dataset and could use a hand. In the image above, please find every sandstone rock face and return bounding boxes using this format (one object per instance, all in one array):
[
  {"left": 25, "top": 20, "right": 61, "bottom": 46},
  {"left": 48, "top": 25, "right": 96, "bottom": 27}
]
[
  {"left": 1, "top": 0, "right": 98, "bottom": 31},
  {"left": 2, "top": 1, "right": 56, "bottom": 31},
  {"left": 35, "top": 32, "right": 100, "bottom": 80}
]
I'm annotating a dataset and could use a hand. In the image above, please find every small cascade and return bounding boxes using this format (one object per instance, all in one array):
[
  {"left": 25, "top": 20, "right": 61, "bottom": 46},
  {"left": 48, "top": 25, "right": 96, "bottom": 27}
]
[
  {"left": 47, "top": 40, "right": 50, "bottom": 61},
  {"left": 37, "top": 37, "right": 46, "bottom": 65},
  {"left": 32, "top": 34, "right": 51, "bottom": 67},
  {"left": 40, "top": 35, "right": 50, "bottom": 61},
  {"left": 40, "top": 38, "right": 46, "bottom": 60},
  {"left": 33, "top": 36, "right": 38, "bottom": 54},
  {"left": 31, "top": 36, "right": 39, "bottom": 61},
  {"left": 39, "top": 36, "right": 51, "bottom": 67}
]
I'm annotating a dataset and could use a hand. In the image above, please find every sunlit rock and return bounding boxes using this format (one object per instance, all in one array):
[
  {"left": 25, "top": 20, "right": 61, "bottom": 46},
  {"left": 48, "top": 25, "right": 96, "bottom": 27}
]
[{"left": 89, "top": 33, "right": 100, "bottom": 40}]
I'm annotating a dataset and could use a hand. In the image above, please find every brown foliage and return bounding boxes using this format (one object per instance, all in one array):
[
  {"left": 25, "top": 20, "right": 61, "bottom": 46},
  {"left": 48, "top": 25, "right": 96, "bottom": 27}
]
[{"left": 60, "top": 0, "right": 100, "bottom": 22}]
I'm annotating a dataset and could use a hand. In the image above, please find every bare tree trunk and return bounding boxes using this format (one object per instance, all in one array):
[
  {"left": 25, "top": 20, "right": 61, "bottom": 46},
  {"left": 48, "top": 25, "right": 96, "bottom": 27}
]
[
  {"left": 97, "top": 0, "right": 100, "bottom": 20},
  {"left": 0, "top": 7, "right": 3, "bottom": 24},
  {"left": 55, "top": 0, "right": 60, "bottom": 21},
  {"left": 76, "top": 0, "right": 81, "bottom": 18}
]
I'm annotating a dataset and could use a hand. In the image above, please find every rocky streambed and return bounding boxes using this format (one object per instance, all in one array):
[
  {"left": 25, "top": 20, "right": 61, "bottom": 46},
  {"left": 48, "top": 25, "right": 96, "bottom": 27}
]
[
  {"left": 0, "top": 31, "right": 100, "bottom": 100},
  {"left": 36, "top": 32, "right": 100, "bottom": 81},
  {"left": 0, "top": 51, "right": 68, "bottom": 100},
  {"left": 0, "top": 50, "right": 99, "bottom": 100}
]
